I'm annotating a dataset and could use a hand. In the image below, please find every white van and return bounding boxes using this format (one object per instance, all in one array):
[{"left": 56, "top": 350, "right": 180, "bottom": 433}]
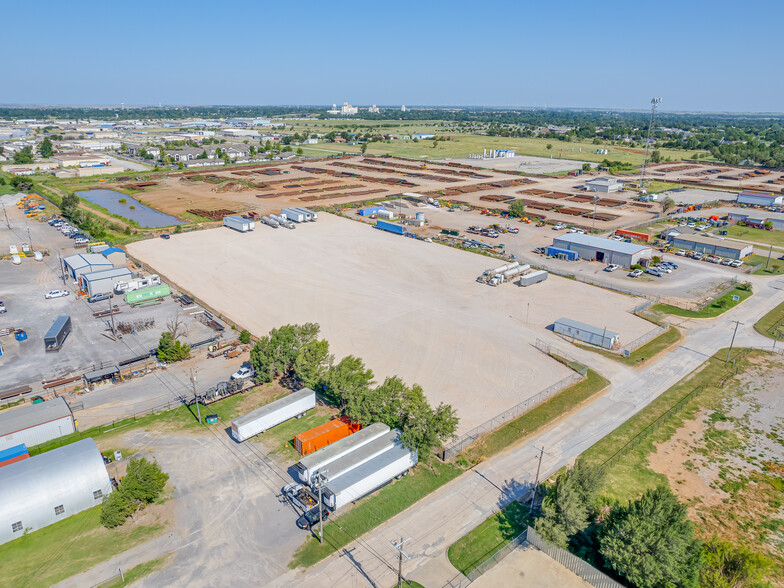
[
  {"left": 33, "top": 251, "right": 43, "bottom": 262},
  {"left": 11, "top": 255, "right": 21, "bottom": 265}
]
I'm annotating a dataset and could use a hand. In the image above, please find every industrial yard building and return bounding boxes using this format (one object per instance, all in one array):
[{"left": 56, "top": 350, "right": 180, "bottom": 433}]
[
  {"left": 100, "top": 247, "right": 127, "bottom": 267},
  {"left": 727, "top": 211, "right": 784, "bottom": 230},
  {"left": 666, "top": 233, "right": 753, "bottom": 259},
  {"left": 736, "top": 192, "right": 783, "bottom": 207},
  {"left": 584, "top": 177, "right": 623, "bottom": 193},
  {"left": 553, "top": 317, "right": 619, "bottom": 350},
  {"left": 78, "top": 267, "right": 133, "bottom": 296},
  {"left": 0, "top": 398, "right": 75, "bottom": 452},
  {"left": 552, "top": 234, "right": 652, "bottom": 267},
  {"left": 62, "top": 253, "right": 112, "bottom": 280},
  {"left": 0, "top": 439, "right": 112, "bottom": 545}
]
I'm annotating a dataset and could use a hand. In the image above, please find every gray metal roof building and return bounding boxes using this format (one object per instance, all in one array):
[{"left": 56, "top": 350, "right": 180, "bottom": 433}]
[
  {"left": 79, "top": 267, "right": 132, "bottom": 296},
  {"left": 553, "top": 233, "right": 652, "bottom": 268},
  {"left": 0, "top": 438, "right": 112, "bottom": 545},
  {"left": 553, "top": 317, "right": 620, "bottom": 350},
  {"left": 62, "top": 253, "right": 112, "bottom": 280},
  {"left": 0, "top": 397, "right": 75, "bottom": 452},
  {"left": 666, "top": 233, "right": 754, "bottom": 260}
]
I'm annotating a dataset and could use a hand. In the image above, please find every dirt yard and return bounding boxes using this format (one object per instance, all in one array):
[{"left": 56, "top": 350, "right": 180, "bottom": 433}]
[
  {"left": 470, "top": 547, "right": 590, "bottom": 588},
  {"left": 127, "top": 213, "right": 653, "bottom": 435}
]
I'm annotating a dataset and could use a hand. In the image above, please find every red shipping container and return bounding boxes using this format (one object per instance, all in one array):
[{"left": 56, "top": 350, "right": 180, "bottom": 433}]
[
  {"left": 616, "top": 229, "right": 651, "bottom": 242},
  {"left": 0, "top": 453, "right": 30, "bottom": 468},
  {"left": 295, "top": 417, "right": 360, "bottom": 455}
]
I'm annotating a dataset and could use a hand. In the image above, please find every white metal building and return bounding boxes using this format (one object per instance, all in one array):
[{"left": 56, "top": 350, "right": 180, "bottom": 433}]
[
  {"left": 62, "top": 253, "right": 112, "bottom": 280},
  {"left": 0, "top": 398, "right": 75, "bottom": 452},
  {"left": 553, "top": 317, "right": 619, "bottom": 349},
  {"left": 0, "top": 439, "right": 112, "bottom": 545},
  {"left": 79, "top": 267, "right": 133, "bottom": 296},
  {"left": 727, "top": 211, "right": 784, "bottom": 231},
  {"left": 584, "top": 177, "right": 623, "bottom": 193},
  {"left": 736, "top": 192, "right": 783, "bottom": 207},
  {"left": 552, "top": 233, "right": 652, "bottom": 267}
]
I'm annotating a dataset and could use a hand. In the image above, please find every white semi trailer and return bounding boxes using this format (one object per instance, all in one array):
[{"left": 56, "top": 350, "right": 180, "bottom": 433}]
[
  {"left": 231, "top": 388, "right": 315, "bottom": 442},
  {"left": 223, "top": 216, "right": 255, "bottom": 232},
  {"left": 319, "top": 430, "right": 399, "bottom": 484},
  {"left": 322, "top": 442, "right": 418, "bottom": 510},
  {"left": 295, "top": 422, "right": 390, "bottom": 484},
  {"left": 281, "top": 208, "right": 306, "bottom": 223},
  {"left": 292, "top": 207, "right": 317, "bottom": 221}
]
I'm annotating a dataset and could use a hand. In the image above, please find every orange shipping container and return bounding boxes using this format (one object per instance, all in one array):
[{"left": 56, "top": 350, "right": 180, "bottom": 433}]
[
  {"left": 616, "top": 229, "right": 650, "bottom": 242},
  {"left": 294, "top": 417, "right": 361, "bottom": 455}
]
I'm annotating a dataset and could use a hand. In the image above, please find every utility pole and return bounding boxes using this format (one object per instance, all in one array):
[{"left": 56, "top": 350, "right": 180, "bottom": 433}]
[
  {"left": 530, "top": 445, "right": 550, "bottom": 513},
  {"left": 191, "top": 368, "right": 201, "bottom": 423},
  {"left": 108, "top": 295, "right": 117, "bottom": 340},
  {"left": 58, "top": 250, "right": 66, "bottom": 284},
  {"left": 592, "top": 194, "right": 598, "bottom": 233},
  {"left": 1, "top": 204, "right": 9, "bottom": 229},
  {"left": 316, "top": 469, "right": 327, "bottom": 544},
  {"left": 766, "top": 244, "right": 773, "bottom": 270},
  {"left": 639, "top": 97, "right": 662, "bottom": 189},
  {"left": 726, "top": 321, "right": 742, "bottom": 363},
  {"left": 391, "top": 537, "right": 411, "bottom": 588},
  {"left": 26, "top": 225, "right": 33, "bottom": 252}
]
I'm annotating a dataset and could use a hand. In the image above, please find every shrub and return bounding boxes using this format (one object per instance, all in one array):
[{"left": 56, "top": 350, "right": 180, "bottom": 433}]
[{"left": 239, "top": 329, "right": 251, "bottom": 344}]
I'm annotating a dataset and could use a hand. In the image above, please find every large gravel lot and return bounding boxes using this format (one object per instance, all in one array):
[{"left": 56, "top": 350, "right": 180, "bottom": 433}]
[{"left": 128, "top": 214, "right": 652, "bottom": 434}]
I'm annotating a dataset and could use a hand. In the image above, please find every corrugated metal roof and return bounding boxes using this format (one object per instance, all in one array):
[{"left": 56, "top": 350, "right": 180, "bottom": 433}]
[
  {"left": 82, "top": 267, "right": 132, "bottom": 282},
  {"left": 63, "top": 253, "right": 111, "bottom": 270},
  {"left": 554, "top": 233, "right": 651, "bottom": 255},
  {"left": 670, "top": 234, "right": 750, "bottom": 249},
  {"left": 83, "top": 365, "right": 120, "bottom": 382},
  {"left": 0, "top": 397, "right": 72, "bottom": 437},
  {"left": 554, "top": 317, "right": 619, "bottom": 339},
  {"left": 101, "top": 248, "right": 125, "bottom": 256}
]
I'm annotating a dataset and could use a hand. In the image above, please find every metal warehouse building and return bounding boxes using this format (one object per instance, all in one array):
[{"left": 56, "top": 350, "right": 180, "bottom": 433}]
[
  {"left": 0, "top": 439, "right": 112, "bottom": 545},
  {"left": 0, "top": 398, "right": 75, "bottom": 452},
  {"left": 728, "top": 211, "right": 784, "bottom": 231},
  {"left": 666, "top": 234, "right": 753, "bottom": 259},
  {"left": 552, "top": 234, "right": 652, "bottom": 267},
  {"left": 553, "top": 317, "right": 619, "bottom": 350},
  {"left": 62, "top": 253, "right": 112, "bottom": 280},
  {"left": 584, "top": 177, "right": 623, "bottom": 193},
  {"left": 736, "top": 192, "right": 783, "bottom": 206},
  {"left": 79, "top": 267, "right": 132, "bottom": 296}
]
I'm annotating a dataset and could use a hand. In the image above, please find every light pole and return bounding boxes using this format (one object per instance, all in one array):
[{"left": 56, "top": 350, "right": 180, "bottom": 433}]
[
  {"left": 391, "top": 537, "right": 412, "bottom": 588},
  {"left": 530, "top": 445, "right": 550, "bottom": 513},
  {"left": 726, "top": 321, "right": 742, "bottom": 363},
  {"left": 315, "top": 469, "right": 328, "bottom": 544}
]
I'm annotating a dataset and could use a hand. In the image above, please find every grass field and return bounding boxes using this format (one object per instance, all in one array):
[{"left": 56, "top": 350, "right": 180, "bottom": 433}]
[
  {"left": 718, "top": 225, "right": 784, "bottom": 248},
  {"left": 754, "top": 299, "right": 784, "bottom": 341},
  {"left": 577, "top": 327, "right": 682, "bottom": 367},
  {"left": 0, "top": 506, "right": 166, "bottom": 588},
  {"left": 462, "top": 370, "right": 609, "bottom": 464},
  {"left": 748, "top": 253, "right": 784, "bottom": 275},
  {"left": 447, "top": 501, "right": 531, "bottom": 576},
  {"left": 289, "top": 460, "right": 463, "bottom": 568},
  {"left": 96, "top": 556, "right": 170, "bottom": 588},
  {"left": 652, "top": 285, "right": 752, "bottom": 318}
]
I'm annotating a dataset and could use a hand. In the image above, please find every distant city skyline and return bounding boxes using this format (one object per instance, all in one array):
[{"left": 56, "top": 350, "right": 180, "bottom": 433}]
[{"left": 5, "top": 0, "right": 782, "bottom": 113}]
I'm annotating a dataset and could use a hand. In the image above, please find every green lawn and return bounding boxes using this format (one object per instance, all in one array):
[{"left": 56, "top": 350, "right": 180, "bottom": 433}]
[
  {"left": 462, "top": 370, "right": 609, "bottom": 464},
  {"left": 258, "top": 408, "right": 336, "bottom": 463},
  {"left": 652, "top": 285, "right": 752, "bottom": 318},
  {"left": 447, "top": 501, "right": 531, "bottom": 576},
  {"left": 289, "top": 460, "right": 463, "bottom": 569},
  {"left": 718, "top": 225, "right": 784, "bottom": 248},
  {"left": 754, "top": 300, "right": 784, "bottom": 341},
  {"left": 748, "top": 254, "right": 784, "bottom": 275},
  {"left": 0, "top": 506, "right": 165, "bottom": 588},
  {"left": 577, "top": 327, "right": 682, "bottom": 367},
  {"left": 644, "top": 180, "right": 683, "bottom": 194},
  {"left": 96, "top": 555, "right": 170, "bottom": 588}
]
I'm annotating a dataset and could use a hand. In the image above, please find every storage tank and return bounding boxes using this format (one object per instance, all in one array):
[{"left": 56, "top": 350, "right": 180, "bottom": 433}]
[
  {"left": 231, "top": 389, "right": 315, "bottom": 442},
  {"left": 270, "top": 214, "right": 295, "bottom": 229},
  {"left": 261, "top": 216, "right": 280, "bottom": 228},
  {"left": 491, "top": 261, "right": 520, "bottom": 275}
]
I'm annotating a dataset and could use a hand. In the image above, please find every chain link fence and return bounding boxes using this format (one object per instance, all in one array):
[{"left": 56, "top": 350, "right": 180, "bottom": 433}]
[
  {"left": 442, "top": 528, "right": 530, "bottom": 588},
  {"left": 623, "top": 323, "right": 669, "bottom": 354}
]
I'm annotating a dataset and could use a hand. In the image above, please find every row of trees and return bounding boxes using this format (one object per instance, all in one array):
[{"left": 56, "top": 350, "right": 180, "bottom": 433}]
[
  {"left": 534, "top": 462, "right": 771, "bottom": 588},
  {"left": 100, "top": 457, "right": 169, "bottom": 528},
  {"left": 249, "top": 323, "right": 458, "bottom": 460}
]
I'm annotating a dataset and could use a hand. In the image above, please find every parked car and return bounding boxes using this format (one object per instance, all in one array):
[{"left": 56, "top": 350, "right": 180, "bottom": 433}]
[
  {"left": 230, "top": 366, "right": 253, "bottom": 381},
  {"left": 656, "top": 265, "right": 672, "bottom": 273},
  {"left": 721, "top": 258, "right": 732, "bottom": 266},
  {"left": 87, "top": 292, "right": 112, "bottom": 303},
  {"left": 553, "top": 222, "right": 567, "bottom": 230},
  {"left": 604, "top": 264, "right": 620, "bottom": 272},
  {"left": 160, "top": 233, "right": 171, "bottom": 239},
  {"left": 711, "top": 257, "right": 723, "bottom": 264},
  {"left": 628, "top": 269, "right": 644, "bottom": 278},
  {"left": 0, "top": 301, "right": 6, "bottom": 314},
  {"left": 646, "top": 268, "right": 663, "bottom": 277},
  {"left": 675, "top": 249, "right": 686, "bottom": 256},
  {"left": 730, "top": 260, "right": 743, "bottom": 268},
  {"left": 45, "top": 290, "right": 69, "bottom": 299},
  {"left": 693, "top": 252, "right": 704, "bottom": 260},
  {"left": 533, "top": 247, "right": 545, "bottom": 254},
  {"left": 660, "top": 262, "right": 678, "bottom": 269},
  {"left": 296, "top": 505, "right": 330, "bottom": 530}
]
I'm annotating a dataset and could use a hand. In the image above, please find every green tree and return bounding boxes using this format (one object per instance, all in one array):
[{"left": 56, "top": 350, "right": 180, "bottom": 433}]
[
  {"left": 582, "top": 163, "right": 591, "bottom": 171},
  {"left": 39, "top": 137, "right": 54, "bottom": 158},
  {"left": 122, "top": 457, "right": 169, "bottom": 505},
  {"left": 360, "top": 142, "right": 368, "bottom": 154},
  {"left": 100, "top": 490, "right": 134, "bottom": 528},
  {"left": 546, "top": 143, "right": 553, "bottom": 150},
  {"left": 250, "top": 323, "right": 320, "bottom": 383},
  {"left": 599, "top": 486, "right": 702, "bottom": 588},
  {"left": 660, "top": 196, "right": 675, "bottom": 214},
  {"left": 508, "top": 200, "right": 526, "bottom": 218},
  {"left": 398, "top": 388, "right": 458, "bottom": 462},
  {"left": 700, "top": 537, "right": 771, "bottom": 588},
  {"left": 13, "top": 146, "right": 34, "bottom": 164},
  {"left": 327, "top": 355, "right": 374, "bottom": 410},
  {"left": 293, "top": 339, "right": 333, "bottom": 389},
  {"left": 157, "top": 331, "right": 190, "bottom": 362},
  {"left": 239, "top": 329, "right": 251, "bottom": 344},
  {"left": 296, "top": 147, "right": 304, "bottom": 155},
  {"left": 650, "top": 149, "right": 662, "bottom": 163}
]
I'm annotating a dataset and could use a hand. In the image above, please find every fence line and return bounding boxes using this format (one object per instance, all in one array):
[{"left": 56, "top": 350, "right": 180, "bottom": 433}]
[
  {"left": 658, "top": 277, "right": 739, "bottom": 312},
  {"left": 442, "top": 528, "right": 529, "bottom": 588},
  {"left": 526, "top": 527, "right": 623, "bottom": 588},
  {"left": 623, "top": 323, "right": 669, "bottom": 353}
]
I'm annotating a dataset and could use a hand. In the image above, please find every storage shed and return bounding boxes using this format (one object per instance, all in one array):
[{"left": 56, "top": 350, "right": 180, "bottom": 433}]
[
  {"left": 666, "top": 234, "right": 753, "bottom": 260},
  {"left": 62, "top": 253, "right": 112, "bottom": 280},
  {"left": 553, "top": 317, "right": 619, "bottom": 350},
  {"left": 100, "top": 247, "right": 127, "bottom": 267},
  {"left": 728, "top": 211, "right": 784, "bottom": 231},
  {"left": 553, "top": 234, "right": 652, "bottom": 268},
  {"left": 0, "top": 438, "right": 112, "bottom": 545},
  {"left": 736, "top": 192, "right": 783, "bottom": 206},
  {"left": 79, "top": 267, "right": 132, "bottom": 296},
  {"left": 358, "top": 205, "right": 386, "bottom": 217},
  {"left": 0, "top": 397, "right": 75, "bottom": 452}
]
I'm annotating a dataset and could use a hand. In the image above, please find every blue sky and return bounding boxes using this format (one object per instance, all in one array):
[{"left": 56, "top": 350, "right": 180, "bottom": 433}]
[{"left": 5, "top": 0, "right": 782, "bottom": 112}]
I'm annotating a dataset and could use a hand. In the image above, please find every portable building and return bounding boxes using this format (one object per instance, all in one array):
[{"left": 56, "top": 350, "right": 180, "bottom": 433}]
[
  {"left": 231, "top": 388, "right": 316, "bottom": 442},
  {"left": 44, "top": 315, "right": 72, "bottom": 352},
  {"left": 666, "top": 234, "right": 753, "bottom": 260},
  {"left": 294, "top": 418, "right": 360, "bottom": 456},
  {"left": 281, "top": 208, "right": 306, "bottom": 223},
  {"left": 376, "top": 220, "right": 405, "bottom": 235},
  {"left": 545, "top": 246, "right": 578, "bottom": 261},
  {"left": 0, "top": 444, "right": 29, "bottom": 469},
  {"left": 322, "top": 441, "right": 418, "bottom": 510},
  {"left": 79, "top": 267, "right": 132, "bottom": 296},
  {"left": 519, "top": 270, "right": 548, "bottom": 287},
  {"left": 295, "top": 422, "right": 391, "bottom": 484},
  {"left": 553, "top": 317, "right": 619, "bottom": 350},
  {"left": 125, "top": 284, "right": 171, "bottom": 305},
  {"left": 553, "top": 234, "right": 652, "bottom": 267},
  {"left": 62, "top": 253, "right": 112, "bottom": 280},
  {"left": 359, "top": 205, "right": 386, "bottom": 217},
  {"left": 0, "top": 397, "right": 75, "bottom": 452},
  {"left": 736, "top": 192, "right": 783, "bottom": 207},
  {"left": 320, "top": 430, "right": 400, "bottom": 484},
  {"left": 223, "top": 216, "right": 255, "bottom": 232},
  {"left": 377, "top": 209, "right": 394, "bottom": 220},
  {"left": 0, "top": 438, "right": 112, "bottom": 546},
  {"left": 100, "top": 247, "right": 127, "bottom": 267}
]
